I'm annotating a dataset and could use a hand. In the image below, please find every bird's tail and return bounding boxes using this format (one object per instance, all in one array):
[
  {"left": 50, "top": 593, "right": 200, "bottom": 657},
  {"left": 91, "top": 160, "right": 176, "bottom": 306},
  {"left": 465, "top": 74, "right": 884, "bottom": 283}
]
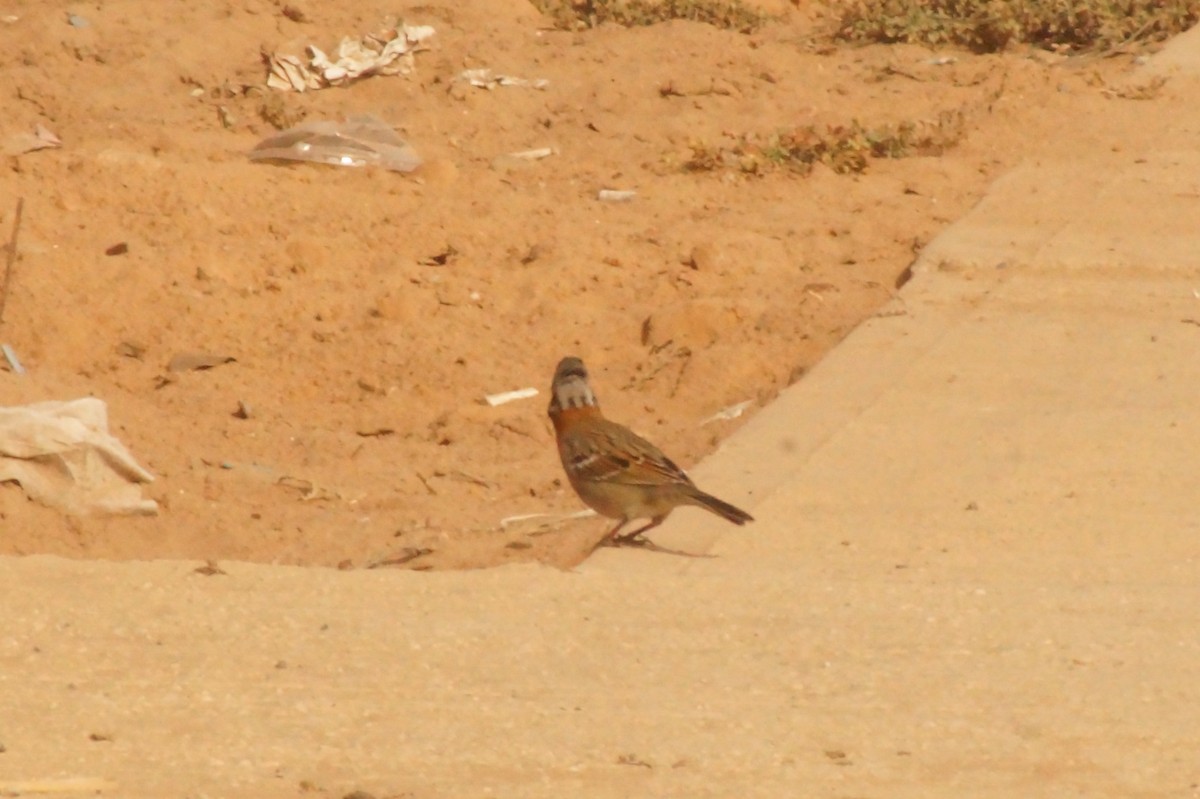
[{"left": 688, "top": 489, "right": 754, "bottom": 526}]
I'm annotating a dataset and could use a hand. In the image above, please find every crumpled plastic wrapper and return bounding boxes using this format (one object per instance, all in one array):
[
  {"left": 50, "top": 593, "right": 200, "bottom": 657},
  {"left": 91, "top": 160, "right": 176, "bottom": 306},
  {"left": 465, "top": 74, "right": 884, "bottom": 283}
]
[
  {"left": 2, "top": 123, "right": 61, "bottom": 156},
  {"left": 460, "top": 68, "right": 549, "bottom": 90},
  {"left": 249, "top": 114, "right": 421, "bottom": 172},
  {"left": 0, "top": 398, "right": 158, "bottom": 516},
  {"left": 267, "top": 24, "right": 435, "bottom": 91}
]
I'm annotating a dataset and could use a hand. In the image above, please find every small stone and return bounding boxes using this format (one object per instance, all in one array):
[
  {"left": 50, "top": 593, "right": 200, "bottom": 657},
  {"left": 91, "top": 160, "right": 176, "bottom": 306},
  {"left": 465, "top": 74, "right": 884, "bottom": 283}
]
[
  {"left": 281, "top": 3, "right": 308, "bottom": 22},
  {"left": 116, "top": 341, "right": 146, "bottom": 360},
  {"left": 685, "top": 242, "right": 726, "bottom": 271}
]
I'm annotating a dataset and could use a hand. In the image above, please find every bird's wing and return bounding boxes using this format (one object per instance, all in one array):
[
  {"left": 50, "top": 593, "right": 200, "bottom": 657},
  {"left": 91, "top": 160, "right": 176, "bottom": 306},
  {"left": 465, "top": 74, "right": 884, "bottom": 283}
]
[{"left": 562, "top": 419, "right": 694, "bottom": 488}]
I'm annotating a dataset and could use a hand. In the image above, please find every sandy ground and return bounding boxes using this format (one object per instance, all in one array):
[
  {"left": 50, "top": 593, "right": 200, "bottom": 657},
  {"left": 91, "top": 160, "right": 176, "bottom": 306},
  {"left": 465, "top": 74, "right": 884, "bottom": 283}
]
[
  {"left": 4, "top": 4, "right": 1199, "bottom": 799},
  {"left": 0, "top": 0, "right": 1163, "bottom": 570}
]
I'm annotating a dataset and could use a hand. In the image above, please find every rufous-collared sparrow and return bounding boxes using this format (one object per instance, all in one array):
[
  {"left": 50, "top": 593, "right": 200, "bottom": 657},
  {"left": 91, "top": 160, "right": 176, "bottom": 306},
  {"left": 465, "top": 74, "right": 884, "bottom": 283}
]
[{"left": 548, "top": 356, "right": 753, "bottom": 547}]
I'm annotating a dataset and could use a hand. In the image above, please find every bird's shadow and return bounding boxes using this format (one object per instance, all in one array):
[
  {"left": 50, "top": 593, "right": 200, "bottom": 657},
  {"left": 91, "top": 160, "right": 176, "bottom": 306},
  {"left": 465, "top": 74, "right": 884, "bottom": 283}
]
[{"left": 595, "top": 536, "right": 717, "bottom": 559}]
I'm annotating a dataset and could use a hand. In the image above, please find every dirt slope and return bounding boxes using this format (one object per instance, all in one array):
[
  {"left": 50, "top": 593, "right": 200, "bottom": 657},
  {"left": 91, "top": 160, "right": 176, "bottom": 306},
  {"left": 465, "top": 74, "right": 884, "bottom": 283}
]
[{"left": 0, "top": 0, "right": 1155, "bottom": 568}]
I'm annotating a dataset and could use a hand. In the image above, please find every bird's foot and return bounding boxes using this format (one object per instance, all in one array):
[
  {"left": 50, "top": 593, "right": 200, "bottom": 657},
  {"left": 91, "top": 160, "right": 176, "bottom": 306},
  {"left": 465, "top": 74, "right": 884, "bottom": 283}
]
[{"left": 597, "top": 533, "right": 716, "bottom": 558}]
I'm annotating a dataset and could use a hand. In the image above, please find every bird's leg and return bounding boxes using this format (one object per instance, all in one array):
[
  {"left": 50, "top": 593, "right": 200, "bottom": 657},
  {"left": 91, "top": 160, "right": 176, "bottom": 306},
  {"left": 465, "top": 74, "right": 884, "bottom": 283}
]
[
  {"left": 612, "top": 515, "right": 666, "bottom": 545},
  {"left": 594, "top": 515, "right": 714, "bottom": 558},
  {"left": 605, "top": 518, "right": 630, "bottom": 539},
  {"left": 589, "top": 518, "right": 630, "bottom": 553}
]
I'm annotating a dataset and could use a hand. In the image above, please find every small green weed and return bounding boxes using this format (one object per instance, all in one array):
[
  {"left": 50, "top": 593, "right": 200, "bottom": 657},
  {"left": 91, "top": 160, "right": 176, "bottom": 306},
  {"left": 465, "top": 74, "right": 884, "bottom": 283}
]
[
  {"left": 835, "top": 0, "right": 1200, "bottom": 53},
  {"left": 534, "top": 0, "right": 768, "bottom": 33},
  {"left": 683, "top": 112, "right": 966, "bottom": 176}
]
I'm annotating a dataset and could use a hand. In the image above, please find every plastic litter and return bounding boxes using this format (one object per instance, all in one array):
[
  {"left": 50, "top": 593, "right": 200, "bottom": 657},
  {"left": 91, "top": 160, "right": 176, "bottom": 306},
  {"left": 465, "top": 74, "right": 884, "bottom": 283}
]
[
  {"left": 700, "top": 399, "right": 753, "bottom": 425},
  {"left": 460, "top": 69, "right": 549, "bottom": 90},
  {"left": 0, "top": 398, "right": 158, "bottom": 515},
  {"left": 499, "top": 509, "right": 596, "bottom": 530},
  {"left": 508, "top": 147, "right": 555, "bottom": 160},
  {"left": 2, "top": 123, "right": 61, "bottom": 157},
  {"left": 484, "top": 387, "right": 538, "bottom": 407},
  {"left": 249, "top": 115, "right": 421, "bottom": 173},
  {"left": 1, "top": 344, "right": 24, "bottom": 374},
  {"left": 597, "top": 189, "right": 637, "bottom": 202},
  {"left": 266, "top": 24, "right": 435, "bottom": 92}
]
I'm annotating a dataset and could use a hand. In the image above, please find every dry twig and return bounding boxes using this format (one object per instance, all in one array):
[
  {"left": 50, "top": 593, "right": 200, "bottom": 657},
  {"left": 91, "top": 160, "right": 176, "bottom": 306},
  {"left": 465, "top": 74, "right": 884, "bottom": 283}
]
[{"left": 0, "top": 197, "right": 24, "bottom": 325}]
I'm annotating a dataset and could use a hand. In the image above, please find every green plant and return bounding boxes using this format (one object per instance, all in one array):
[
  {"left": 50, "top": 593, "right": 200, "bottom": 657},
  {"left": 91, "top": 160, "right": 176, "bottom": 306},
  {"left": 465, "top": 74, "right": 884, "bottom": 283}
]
[
  {"left": 535, "top": 0, "right": 768, "bottom": 32},
  {"left": 683, "top": 112, "right": 966, "bottom": 176},
  {"left": 835, "top": 0, "right": 1200, "bottom": 53}
]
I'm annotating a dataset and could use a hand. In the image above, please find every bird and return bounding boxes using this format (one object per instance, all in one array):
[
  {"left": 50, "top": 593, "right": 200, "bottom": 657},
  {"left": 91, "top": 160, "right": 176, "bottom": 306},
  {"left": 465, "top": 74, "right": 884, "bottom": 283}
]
[{"left": 547, "top": 355, "right": 753, "bottom": 548}]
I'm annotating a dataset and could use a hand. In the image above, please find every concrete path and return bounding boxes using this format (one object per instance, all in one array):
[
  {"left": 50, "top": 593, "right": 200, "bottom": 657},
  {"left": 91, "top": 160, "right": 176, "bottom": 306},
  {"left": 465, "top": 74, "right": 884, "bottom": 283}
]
[{"left": 5, "top": 30, "right": 1200, "bottom": 799}]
